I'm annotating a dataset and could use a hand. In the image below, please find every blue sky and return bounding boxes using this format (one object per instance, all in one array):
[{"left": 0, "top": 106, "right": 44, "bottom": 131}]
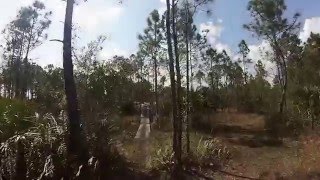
[
  {"left": 0, "top": 0, "right": 320, "bottom": 69},
  {"left": 209, "top": 0, "right": 320, "bottom": 48}
]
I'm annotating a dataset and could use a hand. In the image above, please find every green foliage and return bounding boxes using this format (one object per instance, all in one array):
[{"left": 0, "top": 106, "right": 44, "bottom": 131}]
[
  {"left": 0, "top": 113, "right": 67, "bottom": 179},
  {"left": 120, "top": 101, "right": 137, "bottom": 116},
  {"left": 0, "top": 99, "right": 35, "bottom": 141},
  {"left": 190, "top": 138, "right": 230, "bottom": 167},
  {"left": 1, "top": 112, "right": 134, "bottom": 179},
  {"left": 1, "top": 0, "right": 52, "bottom": 99},
  {"left": 265, "top": 108, "right": 306, "bottom": 138},
  {"left": 151, "top": 144, "right": 174, "bottom": 171},
  {"left": 265, "top": 112, "right": 287, "bottom": 138},
  {"left": 288, "top": 33, "right": 320, "bottom": 129},
  {"left": 245, "top": 0, "right": 300, "bottom": 38},
  {"left": 35, "top": 65, "right": 65, "bottom": 114},
  {"left": 1, "top": 0, "right": 320, "bottom": 178}
]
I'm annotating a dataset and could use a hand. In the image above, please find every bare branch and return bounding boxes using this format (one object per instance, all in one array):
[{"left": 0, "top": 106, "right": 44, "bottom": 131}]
[{"left": 50, "top": 39, "right": 64, "bottom": 43}]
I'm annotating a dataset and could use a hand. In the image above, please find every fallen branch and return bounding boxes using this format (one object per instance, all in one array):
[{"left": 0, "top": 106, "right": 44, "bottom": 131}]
[
  {"left": 186, "top": 165, "right": 260, "bottom": 180},
  {"left": 185, "top": 169, "right": 213, "bottom": 180},
  {"left": 217, "top": 169, "right": 260, "bottom": 180},
  {"left": 187, "top": 168, "right": 260, "bottom": 180}
]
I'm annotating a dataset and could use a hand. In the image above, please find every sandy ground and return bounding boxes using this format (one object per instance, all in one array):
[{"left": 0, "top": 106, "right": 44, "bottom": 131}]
[
  {"left": 135, "top": 116, "right": 151, "bottom": 139},
  {"left": 133, "top": 115, "right": 151, "bottom": 167}
]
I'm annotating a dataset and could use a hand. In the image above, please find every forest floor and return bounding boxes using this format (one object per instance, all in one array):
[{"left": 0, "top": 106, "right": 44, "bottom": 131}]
[
  {"left": 200, "top": 112, "right": 320, "bottom": 179},
  {"left": 113, "top": 112, "right": 320, "bottom": 179}
]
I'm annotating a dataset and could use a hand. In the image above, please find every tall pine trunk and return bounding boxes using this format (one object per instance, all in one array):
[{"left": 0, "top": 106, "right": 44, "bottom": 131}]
[
  {"left": 154, "top": 56, "right": 159, "bottom": 117},
  {"left": 14, "top": 139, "right": 26, "bottom": 180},
  {"left": 154, "top": 24, "right": 159, "bottom": 118},
  {"left": 171, "top": 0, "right": 183, "bottom": 169},
  {"left": 165, "top": 0, "right": 180, "bottom": 170},
  {"left": 279, "top": 59, "right": 287, "bottom": 114},
  {"left": 273, "top": 39, "right": 287, "bottom": 115},
  {"left": 63, "top": 0, "right": 89, "bottom": 171},
  {"left": 185, "top": 3, "right": 191, "bottom": 154}
]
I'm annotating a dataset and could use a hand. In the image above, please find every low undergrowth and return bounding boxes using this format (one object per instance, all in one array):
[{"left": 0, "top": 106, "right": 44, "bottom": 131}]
[
  {"left": 149, "top": 131, "right": 231, "bottom": 175},
  {"left": 0, "top": 113, "right": 150, "bottom": 179}
]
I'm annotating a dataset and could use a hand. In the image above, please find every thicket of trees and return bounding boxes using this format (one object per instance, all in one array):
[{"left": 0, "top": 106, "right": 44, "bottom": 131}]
[{"left": 1, "top": 0, "right": 320, "bottom": 179}]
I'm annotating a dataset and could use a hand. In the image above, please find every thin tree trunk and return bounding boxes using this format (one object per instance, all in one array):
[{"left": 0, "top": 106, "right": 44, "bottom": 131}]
[
  {"left": 15, "top": 37, "right": 24, "bottom": 99},
  {"left": 190, "top": 44, "right": 194, "bottom": 91},
  {"left": 154, "top": 24, "right": 159, "bottom": 118},
  {"left": 165, "top": 0, "right": 179, "bottom": 170},
  {"left": 210, "top": 59, "right": 214, "bottom": 88},
  {"left": 14, "top": 139, "right": 26, "bottom": 180},
  {"left": 242, "top": 55, "right": 247, "bottom": 84},
  {"left": 310, "top": 95, "right": 315, "bottom": 130},
  {"left": 171, "top": 0, "right": 183, "bottom": 170},
  {"left": 154, "top": 56, "right": 159, "bottom": 116},
  {"left": 185, "top": 3, "right": 191, "bottom": 154},
  {"left": 273, "top": 38, "right": 287, "bottom": 115},
  {"left": 63, "top": 0, "right": 89, "bottom": 173},
  {"left": 279, "top": 59, "right": 287, "bottom": 114}
]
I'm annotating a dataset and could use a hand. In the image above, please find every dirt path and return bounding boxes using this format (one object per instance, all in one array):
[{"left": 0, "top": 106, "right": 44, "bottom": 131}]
[
  {"left": 135, "top": 115, "right": 151, "bottom": 139},
  {"left": 133, "top": 114, "right": 151, "bottom": 168}
]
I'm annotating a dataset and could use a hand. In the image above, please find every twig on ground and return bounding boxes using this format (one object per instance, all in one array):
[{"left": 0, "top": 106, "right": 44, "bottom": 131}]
[
  {"left": 218, "top": 169, "right": 260, "bottom": 180},
  {"left": 185, "top": 169, "right": 213, "bottom": 180},
  {"left": 187, "top": 167, "right": 260, "bottom": 180}
]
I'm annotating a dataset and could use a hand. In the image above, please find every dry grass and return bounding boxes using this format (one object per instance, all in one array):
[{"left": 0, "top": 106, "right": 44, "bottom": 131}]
[
  {"left": 208, "top": 113, "right": 320, "bottom": 179},
  {"left": 222, "top": 139, "right": 300, "bottom": 178},
  {"left": 209, "top": 112, "right": 265, "bottom": 131},
  {"left": 296, "top": 135, "right": 320, "bottom": 174},
  {"left": 114, "top": 113, "right": 320, "bottom": 179}
]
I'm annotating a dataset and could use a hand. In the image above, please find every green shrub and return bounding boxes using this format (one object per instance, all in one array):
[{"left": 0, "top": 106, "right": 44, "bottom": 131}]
[
  {"left": 265, "top": 110, "right": 305, "bottom": 138},
  {"left": 0, "top": 113, "right": 67, "bottom": 179},
  {"left": 0, "top": 99, "right": 35, "bottom": 141},
  {"left": 191, "top": 113, "right": 213, "bottom": 133},
  {"left": 265, "top": 112, "right": 287, "bottom": 138},
  {"left": 150, "top": 144, "right": 174, "bottom": 171},
  {"left": 120, "top": 101, "right": 137, "bottom": 116},
  {"left": 286, "top": 108, "right": 308, "bottom": 136},
  {"left": 190, "top": 138, "right": 230, "bottom": 167}
]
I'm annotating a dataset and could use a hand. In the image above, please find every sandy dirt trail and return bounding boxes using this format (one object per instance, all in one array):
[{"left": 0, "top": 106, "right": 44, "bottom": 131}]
[{"left": 134, "top": 114, "right": 151, "bottom": 167}]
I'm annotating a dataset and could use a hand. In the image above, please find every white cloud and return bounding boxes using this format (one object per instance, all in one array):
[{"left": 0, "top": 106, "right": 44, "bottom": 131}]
[
  {"left": 0, "top": 0, "right": 65, "bottom": 67},
  {"left": 246, "top": 17, "right": 320, "bottom": 81},
  {"left": 200, "top": 21, "right": 223, "bottom": 45},
  {"left": 99, "top": 48, "right": 129, "bottom": 60},
  {"left": 247, "top": 40, "right": 276, "bottom": 82},
  {"left": 246, "top": 16, "right": 320, "bottom": 81},
  {"left": 299, "top": 17, "right": 320, "bottom": 42},
  {"left": 0, "top": 0, "right": 126, "bottom": 67},
  {"left": 232, "top": 54, "right": 242, "bottom": 62},
  {"left": 199, "top": 21, "right": 233, "bottom": 57},
  {"left": 215, "top": 42, "right": 232, "bottom": 55},
  {"left": 158, "top": 6, "right": 166, "bottom": 15},
  {"left": 158, "top": 0, "right": 166, "bottom": 15},
  {"left": 248, "top": 41, "right": 273, "bottom": 67},
  {"left": 74, "top": 5, "right": 123, "bottom": 33}
]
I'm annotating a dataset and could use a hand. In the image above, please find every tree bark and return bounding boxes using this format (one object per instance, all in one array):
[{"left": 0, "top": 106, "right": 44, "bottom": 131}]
[
  {"left": 154, "top": 24, "right": 159, "bottom": 118},
  {"left": 273, "top": 38, "right": 287, "bottom": 115},
  {"left": 242, "top": 54, "right": 247, "bottom": 84},
  {"left": 63, "top": 0, "right": 89, "bottom": 171},
  {"left": 279, "top": 59, "right": 287, "bottom": 114},
  {"left": 171, "top": 0, "right": 183, "bottom": 170},
  {"left": 154, "top": 56, "right": 159, "bottom": 116},
  {"left": 14, "top": 139, "right": 26, "bottom": 180},
  {"left": 210, "top": 58, "right": 214, "bottom": 88},
  {"left": 165, "top": 0, "right": 180, "bottom": 170},
  {"left": 185, "top": 3, "right": 191, "bottom": 154}
]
